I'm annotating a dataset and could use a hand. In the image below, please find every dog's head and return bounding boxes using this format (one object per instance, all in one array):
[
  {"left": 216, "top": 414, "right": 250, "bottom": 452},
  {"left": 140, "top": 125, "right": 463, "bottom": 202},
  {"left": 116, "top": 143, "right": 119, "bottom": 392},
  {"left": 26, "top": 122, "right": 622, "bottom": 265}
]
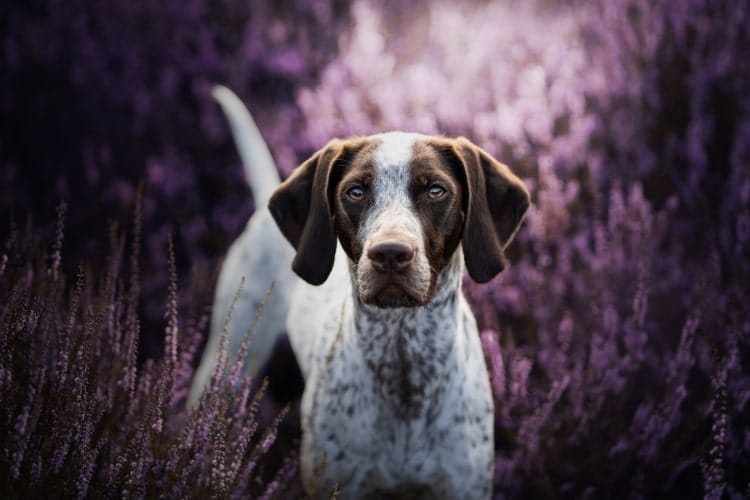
[{"left": 269, "top": 133, "right": 530, "bottom": 308}]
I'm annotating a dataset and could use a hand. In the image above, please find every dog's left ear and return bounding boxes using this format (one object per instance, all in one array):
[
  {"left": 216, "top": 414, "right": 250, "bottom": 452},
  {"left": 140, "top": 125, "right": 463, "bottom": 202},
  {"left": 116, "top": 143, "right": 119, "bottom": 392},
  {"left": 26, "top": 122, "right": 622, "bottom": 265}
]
[
  {"left": 268, "top": 139, "right": 353, "bottom": 285},
  {"left": 450, "top": 137, "right": 530, "bottom": 283}
]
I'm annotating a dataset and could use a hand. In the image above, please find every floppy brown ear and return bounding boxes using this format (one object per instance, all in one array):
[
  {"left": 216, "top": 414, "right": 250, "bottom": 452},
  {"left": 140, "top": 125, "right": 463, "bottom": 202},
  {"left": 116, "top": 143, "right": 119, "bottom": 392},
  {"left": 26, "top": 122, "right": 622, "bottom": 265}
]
[
  {"left": 451, "top": 137, "right": 530, "bottom": 283},
  {"left": 268, "top": 139, "right": 346, "bottom": 285}
]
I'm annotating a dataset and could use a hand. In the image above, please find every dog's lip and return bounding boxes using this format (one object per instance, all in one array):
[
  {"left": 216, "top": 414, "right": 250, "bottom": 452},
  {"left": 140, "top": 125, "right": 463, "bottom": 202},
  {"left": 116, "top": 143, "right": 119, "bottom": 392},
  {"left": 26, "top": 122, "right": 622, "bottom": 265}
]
[
  {"left": 378, "top": 282, "right": 409, "bottom": 297},
  {"left": 361, "top": 278, "right": 428, "bottom": 308},
  {"left": 373, "top": 275, "right": 412, "bottom": 295}
]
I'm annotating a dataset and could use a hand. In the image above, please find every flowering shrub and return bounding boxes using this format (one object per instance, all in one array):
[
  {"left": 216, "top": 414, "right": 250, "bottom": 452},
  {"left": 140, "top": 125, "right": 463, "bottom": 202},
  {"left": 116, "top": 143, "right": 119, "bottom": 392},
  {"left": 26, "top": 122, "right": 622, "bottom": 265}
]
[
  {"left": 2, "top": 0, "right": 748, "bottom": 497},
  {"left": 0, "top": 0, "right": 351, "bottom": 342},
  {"left": 0, "top": 204, "right": 299, "bottom": 497},
  {"left": 299, "top": 0, "right": 749, "bottom": 496}
]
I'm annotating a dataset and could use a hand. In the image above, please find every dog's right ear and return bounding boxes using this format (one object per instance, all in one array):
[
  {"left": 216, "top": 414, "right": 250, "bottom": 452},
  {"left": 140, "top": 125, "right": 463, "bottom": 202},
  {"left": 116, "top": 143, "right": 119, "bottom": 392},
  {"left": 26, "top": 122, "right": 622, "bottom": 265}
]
[{"left": 269, "top": 139, "right": 347, "bottom": 285}]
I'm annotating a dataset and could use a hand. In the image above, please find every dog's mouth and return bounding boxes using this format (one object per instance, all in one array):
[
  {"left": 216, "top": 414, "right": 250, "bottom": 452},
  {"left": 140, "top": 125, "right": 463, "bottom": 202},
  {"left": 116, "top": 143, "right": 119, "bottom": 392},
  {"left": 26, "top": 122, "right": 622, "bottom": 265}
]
[{"left": 360, "top": 277, "right": 429, "bottom": 308}]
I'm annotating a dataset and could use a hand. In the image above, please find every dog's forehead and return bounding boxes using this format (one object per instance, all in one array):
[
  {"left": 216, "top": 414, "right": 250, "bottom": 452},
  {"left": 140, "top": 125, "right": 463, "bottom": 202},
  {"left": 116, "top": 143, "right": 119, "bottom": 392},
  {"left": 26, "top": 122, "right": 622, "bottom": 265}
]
[
  {"left": 365, "top": 132, "right": 451, "bottom": 183},
  {"left": 370, "top": 132, "right": 424, "bottom": 169}
]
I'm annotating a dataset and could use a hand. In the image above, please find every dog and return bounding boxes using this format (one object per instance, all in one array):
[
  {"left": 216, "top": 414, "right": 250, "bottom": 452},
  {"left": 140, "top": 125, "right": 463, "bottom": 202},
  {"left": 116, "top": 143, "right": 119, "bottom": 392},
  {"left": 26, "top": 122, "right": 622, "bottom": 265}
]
[{"left": 189, "top": 86, "right": 530, "bottom": 499}]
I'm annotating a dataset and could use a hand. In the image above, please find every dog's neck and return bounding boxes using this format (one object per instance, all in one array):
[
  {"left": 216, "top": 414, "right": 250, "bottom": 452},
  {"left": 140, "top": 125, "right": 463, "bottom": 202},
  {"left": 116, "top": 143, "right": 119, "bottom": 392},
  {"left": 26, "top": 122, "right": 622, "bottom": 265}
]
[{"left": 349, "top": 250, "right": 464, "bottom": 419}]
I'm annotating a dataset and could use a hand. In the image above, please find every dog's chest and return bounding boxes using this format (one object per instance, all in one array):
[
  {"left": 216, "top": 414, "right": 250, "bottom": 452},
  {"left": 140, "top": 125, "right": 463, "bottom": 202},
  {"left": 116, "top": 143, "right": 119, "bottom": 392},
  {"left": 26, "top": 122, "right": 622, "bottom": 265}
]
[
  {"left": 302, "top": 315, "right": 473, "bottom": 493},
  {"left": 355, "top": 296, "right": 459, "bottom": 418},
  {"left": 287, "top": 250, "right": 494, "bottom": 497}
]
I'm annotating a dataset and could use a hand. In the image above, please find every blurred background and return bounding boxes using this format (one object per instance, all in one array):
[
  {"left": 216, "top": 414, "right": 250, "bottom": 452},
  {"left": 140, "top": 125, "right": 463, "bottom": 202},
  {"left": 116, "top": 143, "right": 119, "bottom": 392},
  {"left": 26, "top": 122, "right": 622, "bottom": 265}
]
[{"left": 1, "top": 0, "right": 749, "bottom": 497}]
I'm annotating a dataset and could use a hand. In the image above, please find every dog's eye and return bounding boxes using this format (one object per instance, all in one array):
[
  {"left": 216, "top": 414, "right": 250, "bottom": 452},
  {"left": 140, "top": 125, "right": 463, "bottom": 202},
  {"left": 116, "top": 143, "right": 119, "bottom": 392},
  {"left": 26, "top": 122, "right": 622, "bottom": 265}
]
[
  {"left": 427, "top": 184, "right": 446, "bottom": 199},
  {"left": 346, "top": 186, "right": 365, "bottom": 201}
]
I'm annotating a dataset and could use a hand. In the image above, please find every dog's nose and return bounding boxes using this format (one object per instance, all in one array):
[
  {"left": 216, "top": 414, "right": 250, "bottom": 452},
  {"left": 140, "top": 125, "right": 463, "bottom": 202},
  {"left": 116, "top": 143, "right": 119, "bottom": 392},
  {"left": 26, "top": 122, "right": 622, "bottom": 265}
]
[{"left": 367, "top": 240, "right": 415, "bottom": 273}]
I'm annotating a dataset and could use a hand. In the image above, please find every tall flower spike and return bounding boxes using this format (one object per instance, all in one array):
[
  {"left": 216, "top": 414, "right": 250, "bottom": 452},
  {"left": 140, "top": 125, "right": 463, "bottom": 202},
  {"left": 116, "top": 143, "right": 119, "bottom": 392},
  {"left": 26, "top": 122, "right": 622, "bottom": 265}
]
[
  {"left": 57, "top": 267, "right": 85, "bottom": 386},
  {"left": 126, "top": 182, "right": 143, "bottom": 335},
  {"left": 49, "top": 201, "right": 66, "bottom": 282},
  {"left": 243, "top": 404, "right": 289, "bottom": 479},
  {"left": 701, "top": 347, "right": 729, "bottom": 500},
  {"left": 165, "top": 233, "right": 179, "bottom": 369},
  {"left": 225, "top": 378, "right": 268, "bottom": 487},
  {"left": 228, "top": 283, "right": 274, "bottom": 387},
  {"left": 259, "top": 450, "right": 300, "bottom": 500},
  {"left": 207, "top": 276, "right": 245, "bottom": 399}
]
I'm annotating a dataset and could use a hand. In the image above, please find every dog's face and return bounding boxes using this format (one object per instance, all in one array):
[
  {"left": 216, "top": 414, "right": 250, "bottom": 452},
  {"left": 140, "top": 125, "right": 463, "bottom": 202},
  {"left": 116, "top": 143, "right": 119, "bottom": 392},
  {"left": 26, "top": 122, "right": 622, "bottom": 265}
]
[
  {"left": 269, "top": 133, "right": 530, "bottom": 308},
  {"left": 332, "top": 134, "right": 465, "bottom": 307}
]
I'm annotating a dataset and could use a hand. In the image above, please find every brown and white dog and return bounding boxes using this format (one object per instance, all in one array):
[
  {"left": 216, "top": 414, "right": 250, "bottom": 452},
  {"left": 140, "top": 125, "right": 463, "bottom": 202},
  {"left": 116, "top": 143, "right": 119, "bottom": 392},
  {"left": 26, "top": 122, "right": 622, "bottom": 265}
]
[{"left": 190, "top": 87, "right": 530, "bottom": 499}]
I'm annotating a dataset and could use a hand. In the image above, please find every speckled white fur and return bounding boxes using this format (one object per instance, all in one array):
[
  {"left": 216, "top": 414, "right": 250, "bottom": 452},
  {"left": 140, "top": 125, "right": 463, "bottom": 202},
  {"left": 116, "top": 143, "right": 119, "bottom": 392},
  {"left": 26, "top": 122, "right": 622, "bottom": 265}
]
[
  {"left": 287, "top": 133, "right": 494, "bottom": 498},
  {"left": 190, "top": 91, "right": 495, "bottom": 498}
]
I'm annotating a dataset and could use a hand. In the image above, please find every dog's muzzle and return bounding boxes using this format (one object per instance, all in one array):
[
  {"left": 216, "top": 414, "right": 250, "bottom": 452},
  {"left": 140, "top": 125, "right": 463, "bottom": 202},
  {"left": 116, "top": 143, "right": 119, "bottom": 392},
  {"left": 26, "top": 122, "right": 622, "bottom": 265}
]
[{"left": 360, "top": 233, "right": 427, "bottom": 308}]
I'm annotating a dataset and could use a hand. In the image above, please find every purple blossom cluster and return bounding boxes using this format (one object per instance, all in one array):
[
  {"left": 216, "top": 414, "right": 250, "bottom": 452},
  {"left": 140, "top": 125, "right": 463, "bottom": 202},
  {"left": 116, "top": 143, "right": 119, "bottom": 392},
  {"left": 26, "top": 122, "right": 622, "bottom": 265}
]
[
  {"left": 0, "top": 204, "right": 300, "bottom": 497},
  {"left": 0, "top": 0, "right": 350, "bottom": 342},
  {"left": 300, "top": 0, "right": 749, "bottom": 496},
  {"left": 1, "top": 0, "right": 749, "bottom": 497}
]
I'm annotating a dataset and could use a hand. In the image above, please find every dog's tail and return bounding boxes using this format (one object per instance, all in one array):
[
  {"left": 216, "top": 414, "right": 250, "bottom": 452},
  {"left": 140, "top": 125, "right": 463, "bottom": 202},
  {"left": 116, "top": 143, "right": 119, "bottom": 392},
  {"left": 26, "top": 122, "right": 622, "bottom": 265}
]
[
  {"left": 187, "top": 86, "right": 297, "bottom": 409},
  {"left": 211, "top": 85, "right": 279, "bottom": 207}
]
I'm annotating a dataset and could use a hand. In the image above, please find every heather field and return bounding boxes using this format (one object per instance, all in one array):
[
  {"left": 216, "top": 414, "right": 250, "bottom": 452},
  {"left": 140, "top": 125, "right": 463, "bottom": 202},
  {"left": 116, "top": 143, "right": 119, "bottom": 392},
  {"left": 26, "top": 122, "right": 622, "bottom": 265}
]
[{"left": 1, "top": 0, "right": 749, "bottom": 498}]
